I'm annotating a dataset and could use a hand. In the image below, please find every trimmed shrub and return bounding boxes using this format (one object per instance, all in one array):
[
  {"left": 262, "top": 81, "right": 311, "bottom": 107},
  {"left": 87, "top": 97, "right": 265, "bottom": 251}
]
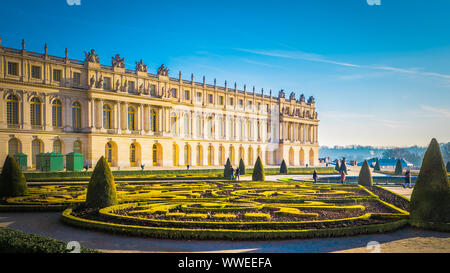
[
  {"left": 374, "top": 159, "right": 381, "bottom": 171},
  {"left": 446, "top": 161, "right": 450, "bottom": 173},
  {"left": 85, "top": 156, "right": 117, "bottom": 208},
  {"left": 410, "top": 138, "right": 450, "bottom": 224},
  {"left": 280, "top": 159, "right": 288, "bottom": 174},
  {"left": 394, "top": 159, "right": 403, "bottom": 175},
  {"left": 340, "top": 158, "right": 348, "bottom": 175},
  {"left": 0, "top": 155, "right": 28, "bottom": 197},
  {"left": 239, "top": 158, "right": 246, "bottom": 175},
  {"left": 252, "top": 156, "right": 265, "bottom": 181},
  {"left": 358, "top": 160, "right": 373, "bottom": 186},
  {"left": 223, "top": 158, "right": 232, "bottom": 179}
]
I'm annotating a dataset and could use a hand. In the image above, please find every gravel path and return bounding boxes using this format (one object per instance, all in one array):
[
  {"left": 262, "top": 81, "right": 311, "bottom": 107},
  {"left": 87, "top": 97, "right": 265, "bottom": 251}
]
[{"left": 1, "top": 212, "right": 449, "bottom": 253}]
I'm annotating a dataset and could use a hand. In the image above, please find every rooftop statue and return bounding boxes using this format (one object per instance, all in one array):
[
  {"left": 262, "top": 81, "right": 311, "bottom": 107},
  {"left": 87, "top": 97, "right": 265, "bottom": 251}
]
[
  {"left": 157, "top": 64, "right": 169, "bottom": 76},
  {"left": 84, "top": 49, "right": 99, "bottom": 63},
  {"left": 279, "top": 89, "right": 285, "bottom": 98},
  {"left": 112, "top": 54, "right": 125, "bottom": 68},
  {"left": 136, "top": 59, "right": 147, "bottom": 72}
]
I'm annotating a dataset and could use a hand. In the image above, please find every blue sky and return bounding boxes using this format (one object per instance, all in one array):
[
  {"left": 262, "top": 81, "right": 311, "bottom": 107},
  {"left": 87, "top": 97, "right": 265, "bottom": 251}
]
[{"left": 1, "top": 0, "right": 449, "bottom": 147}]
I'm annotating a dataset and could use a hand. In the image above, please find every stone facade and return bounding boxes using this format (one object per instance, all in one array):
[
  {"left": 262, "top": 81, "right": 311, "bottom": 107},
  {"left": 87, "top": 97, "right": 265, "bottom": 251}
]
[{"left": 0, "top": 40, "right": 319, "bottom": 169}]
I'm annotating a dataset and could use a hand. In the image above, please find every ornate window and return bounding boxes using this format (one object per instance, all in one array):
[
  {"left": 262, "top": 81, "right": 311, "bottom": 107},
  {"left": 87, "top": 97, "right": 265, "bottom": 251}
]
[
  {"left": 52, "top": 99, "right": 62, "bottom": 127},
  {"left": 128, "top": 106, "right": 136, "bottom": 131},
  {"left": 208, "top": 145, "right": 214, "bottom": 166},
  {"left": 6, "top": 94, "right": 19, "bottom": 125},
  {"left": 31, "top": 139, "right": 42, "bottom": 168},
  {"left": 150, "top": 109, "right": 157, "bottom": 132},
  {"left": 103, "top": 104, "right": 112, "bottom": 129},
  {"left": 218, "top": 145, "right": 225, "bottom": 166},
  {"left": 170, "top": 113, "right": 177, "bottom": 135},
  {"left": 184, "top": 144, "right": 191, "bottom": 166},
  {"left": 8, "top": 138, "right": 20, "bottom": 156},
  {"left": 53, "top": 140, "right": 62, "bottom": 154},
  {"left": 173, "top": 143, "right": 179, "bottom": 166},
  {"left": 73, "top": 141, "right": 82, "bottom": 154},
  {"left": 130, "top": 143, "right": 136, "bottom": 166},
  {"left": 72, "top": 102, "right": 81, "bottom": 129},
  {"left": 196, "top": 145, "right": 203, "bottom": 166},
  {"left": 30, "top": 97, "right": 42, "bottom": 126},
  {"left": 105, "top": 142, "right": 113, "bottom": 165}
]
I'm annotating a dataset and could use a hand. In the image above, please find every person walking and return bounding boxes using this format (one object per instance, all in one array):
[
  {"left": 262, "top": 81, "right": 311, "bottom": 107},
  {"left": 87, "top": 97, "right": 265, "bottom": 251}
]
[
  {"left": 403, "top": 169, "right": 411, "bottom": 188},
  {"left": 235, "top": 167, "right": 240, "bottom": 181},
  {"left": 313, "top": 170, "right": 318, "bottom": 184},
  {"left": 340, "top": 170, "right": 346, "bottom": 184},
  {"left": 230, "top": 166, "right": 235, "bottom": 180}
]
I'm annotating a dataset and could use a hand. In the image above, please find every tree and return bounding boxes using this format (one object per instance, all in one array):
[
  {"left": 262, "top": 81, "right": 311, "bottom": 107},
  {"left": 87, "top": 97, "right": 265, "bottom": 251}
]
[
  {"left": 446, "top": 161, "right": 450, "bottom": 173},
  {"left": 224, "top": 158, "right": 232, "bottom": 179},
  {"left": 252, "top": 156, "right": 265, "bottom": 181},
  {"left": 335, "top": 160, "right": 340, "bottom": 172},
  {"left": 340, "top": 158, "right": 348, "bottom": 175},
  {"left": 410, "top": 138, "right": 450, "bottom": 224},
  {"left": 394, "top": 159, "right": 403, "bottom": 175},
  {"left": 374, "top": 159, "right": 381, "bottom": 172},
  {"left": 280, "top": 159, "right": 288, "bottom": 174},
  {"left": 358, "top": 160, "right": 373, "bottom": 186},
  {"left": 85, "top": 156, "right": 117, "bottom": 208},
  {"left": 0, "top": 155, "right": 28, "bottom": 197},
  {"left": 239, "top": 158, "right": 246, "bottom": 175}
]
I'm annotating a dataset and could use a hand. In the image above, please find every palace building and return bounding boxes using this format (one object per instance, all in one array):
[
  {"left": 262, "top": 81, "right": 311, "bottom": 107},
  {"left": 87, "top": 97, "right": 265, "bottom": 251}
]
[{"left": 0, "top": 39, "right": 319, "bottom": 169}]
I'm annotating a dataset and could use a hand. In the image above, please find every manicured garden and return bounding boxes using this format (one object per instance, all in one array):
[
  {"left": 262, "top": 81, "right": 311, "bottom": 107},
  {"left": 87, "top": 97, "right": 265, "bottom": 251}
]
[{"left": 0, "top": 138, "right": 449, "bottom": 243}]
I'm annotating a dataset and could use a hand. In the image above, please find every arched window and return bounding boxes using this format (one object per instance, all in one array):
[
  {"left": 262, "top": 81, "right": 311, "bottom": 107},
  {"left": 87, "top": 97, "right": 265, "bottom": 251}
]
[
  {"left": 184, "top": 144, "right": 191, "bottom": 166},
  {"left": 238, "top": 119, "right": 243, "bottom": 140},
  {"left": 105, "top": 142, "right": 113, "bottom": 165},
  {"left": 228, "top": 119, "right": 233, "bottom": 139},
  {"left": 247, "top": 119, "right": 253, "bottom": 139},
  {"left": 257, "top": 120, "right": 261, "bottom": 140},
  {"left": 53, "top": 140, "right": 62, "bottom": 154},
  {"left": 6, "top": 94, "right": 19, "bottom": 125},
  {"left": 72, "top": 102, "right": 81, "bottom": 129},
  {"left": 30, "top": 97, "right": 42, "bottom": 126},
  {"left": 130, "top": 143, "right": 136, "bottom": 166},
  {"left": 218, "top": 117, "right": 223, "bottom": 138},
  {"left": 152, "top": 144, "right": 161, "bottom": 166},
  {"left": 128, "top": 106, "right": 136, "bottom": 131},
  {"left": 173, "top": 143, "right": 179, "bottom": 166},
  {"left": 184, "top": 114, "right": 189, "bottom": 136},
  {"left": 196, "top": 145, "right": 203, "bottom": 166},
  {"left": 150, "top": 109, "right": 157, "bottom": 132},
  {"left": 8, "top": 138, "right": 20, "bottom": 156},
  {"left": 218, "top": 145, "right": 225, "bottom": 166},
  {"left": 248, "top": 147, "right": 253, "bottom": 166},
  {"left": 208, "top": 145, "right": 214, "bottom": 166},
  {"left": 170, "top": 113, "right": 177, "bottom": 135},
  {"left": 289, "top": 147, "right": 294, "bottom": 166},
  {"left": 31, "top": 139, "right": 42, "bottom": 168},
  {"left": 73, "top": 140, "right": 82, "bottom": 154},
  {"left": 196, "top": 116, "right": 202, "bottom": 137},
  {"left": 103, "top": 104, "right": 112, "bottom": 129},
  {"left": 229, "top": 146, "right": 235, "bottom": 165},
  {"left": 52, "top": 99, "right": 62, "bottom": 127},
  {"left": 239, "top": 146, "right": 245, "bottom": 162}
]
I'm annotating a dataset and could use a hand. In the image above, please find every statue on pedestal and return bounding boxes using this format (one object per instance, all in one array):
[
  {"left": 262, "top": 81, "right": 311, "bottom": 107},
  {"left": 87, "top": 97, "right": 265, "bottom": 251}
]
[{"left": 84, "top": 49, "right": 99, "bottom": 63}]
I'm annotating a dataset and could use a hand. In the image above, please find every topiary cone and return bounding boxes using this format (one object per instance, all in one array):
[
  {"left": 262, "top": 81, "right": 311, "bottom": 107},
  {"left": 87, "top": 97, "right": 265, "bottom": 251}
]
[
  {"left": 223, "top": 158, "right": 232, "bottom": 179},
  {"left": 358, "top": 160, "right": 373, "bottom": 186},
  {"left": 394, "top": 159, "right": 403, "bottom": 175},
  {"left": 0, "top": 155, "right": 28, "bottom": 197},
  {"left": 252, "top": 156, "right": 265, "bottom": 181},
  {"left": 280, "top": 159, "right": 288, "bottom": 174},
  {"left": 374, "top": 159, "right": 381, "bottom": 171},
  {"left": 446, "top": 161, "right": 450, "bottom": 173},
  {"left": 410, "top": 138, "right": 450, "bottom": 224},
  {"left": 85, "top": 156, "right": 117, "bottom": 208},
  {"left": 239, "top": 158, "right": 246, "bottom": 175}
]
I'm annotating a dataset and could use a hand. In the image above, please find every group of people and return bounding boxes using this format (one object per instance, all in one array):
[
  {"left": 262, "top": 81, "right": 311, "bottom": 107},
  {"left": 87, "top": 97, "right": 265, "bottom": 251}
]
[{"left": 229, "top": 166, "right": 241, "bottom": 180}]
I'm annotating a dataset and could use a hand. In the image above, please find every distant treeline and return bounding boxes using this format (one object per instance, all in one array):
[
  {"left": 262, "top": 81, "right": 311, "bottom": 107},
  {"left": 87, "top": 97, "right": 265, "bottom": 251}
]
[{"left": 320, "top": 142, "right": 450, "bottom": 166}]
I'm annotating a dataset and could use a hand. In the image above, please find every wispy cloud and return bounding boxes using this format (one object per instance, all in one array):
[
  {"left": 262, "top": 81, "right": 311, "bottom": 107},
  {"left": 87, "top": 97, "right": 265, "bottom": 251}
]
[
  {"left": 235, "top": 48, "right": 450, "bottom": 80},
  {"left": 419, "top": 105, "right": 450, "bottom": 118}
]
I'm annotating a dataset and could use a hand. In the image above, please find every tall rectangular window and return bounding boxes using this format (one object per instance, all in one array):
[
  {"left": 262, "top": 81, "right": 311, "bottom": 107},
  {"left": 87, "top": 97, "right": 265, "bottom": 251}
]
[
  {"left": 31, "top": 66, "right": 41, "bottom": 79},
  {"left": 73, "top": 72, "right": 81, "bottom": 86},
  {"left": 103, "top": 77, "right": 111, "bottom": 90},
  {"left": 218, "top": 96, "right": 223, "bottom": 105},
  {"left": 8, "top": 62, "right": 18, "bottom": 76},
  {"left": 53, "top": 69, "right": 62, "bottom": 82},
  {"left": 149, "top": 84, "right": 156, "bottom": 96},
  {"left": 208, "top": 94, "right": 213, "bottom": 104},
  {"left": 229, "top": 98, "right": 234, "bottom": 105},
  {"left": 128, "top": 81, "right": 135, "bottom": 92},
  {"left": 196, "top": 92, "right": 202, "bottom": 102},
  {"left": 184, "top": 90, "right": 190, "bottom": 100}
]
